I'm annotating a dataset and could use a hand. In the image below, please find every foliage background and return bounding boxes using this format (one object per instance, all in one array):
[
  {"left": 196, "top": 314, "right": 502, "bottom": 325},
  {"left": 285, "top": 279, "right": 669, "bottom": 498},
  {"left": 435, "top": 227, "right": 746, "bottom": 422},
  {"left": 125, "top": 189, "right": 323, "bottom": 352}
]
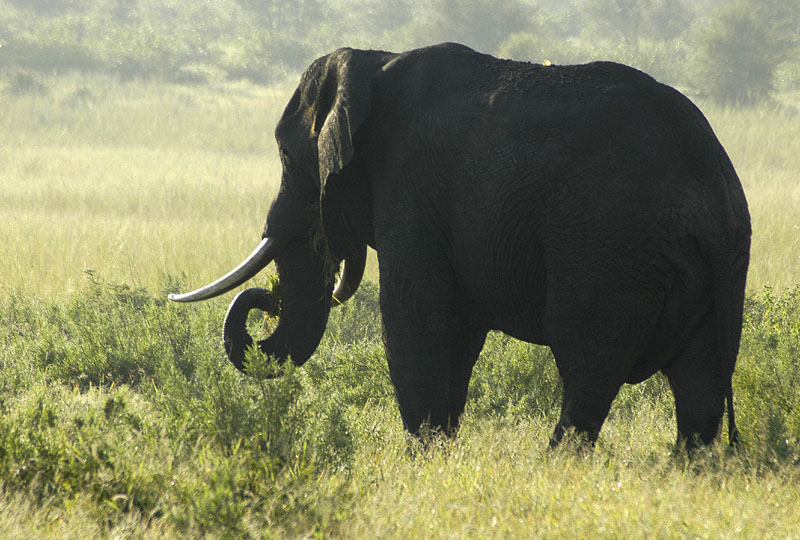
[{"left": 1, "top": 0, "right": 799, "bottom": 103}]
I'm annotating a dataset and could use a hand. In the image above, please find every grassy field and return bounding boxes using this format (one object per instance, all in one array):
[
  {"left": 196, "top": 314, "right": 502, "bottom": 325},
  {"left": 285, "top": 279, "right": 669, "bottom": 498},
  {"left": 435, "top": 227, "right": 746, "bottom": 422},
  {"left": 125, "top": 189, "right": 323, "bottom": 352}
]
[
  {"left": 1, "top": 76, "right": 799, "bottom": 538},
  {"left": 2, "top": 76, "right": 289, "bottom": 298}
]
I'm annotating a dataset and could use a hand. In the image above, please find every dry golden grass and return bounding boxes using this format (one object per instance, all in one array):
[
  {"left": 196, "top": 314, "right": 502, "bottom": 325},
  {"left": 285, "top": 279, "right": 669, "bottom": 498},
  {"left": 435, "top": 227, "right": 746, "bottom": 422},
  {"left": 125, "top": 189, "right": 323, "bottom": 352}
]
[
  {"left": 2, "top": 78, "right": 797, "bottom": 298},
  {"left": 707, "top": 100, "right": 800, "bottom": 291},
  {"left": 0, "top": 76, "right": 379, "bottom": 299}
]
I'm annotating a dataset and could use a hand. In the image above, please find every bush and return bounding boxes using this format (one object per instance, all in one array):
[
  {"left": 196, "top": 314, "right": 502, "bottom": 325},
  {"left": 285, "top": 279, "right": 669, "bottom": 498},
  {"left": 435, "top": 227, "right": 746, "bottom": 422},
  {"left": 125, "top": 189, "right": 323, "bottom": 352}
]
[
  {"left": 3, "top": 72, "right": 50, "bottom": 96},
  {"left": 467, "top": 333, "right": 562, "bottom": 422},
  {"left": 0, "top": 383, "right": 169, "bottom": 515},
  {"left": 736, "top": 286, "right": 800, "bottom": 460},
  {"left": 0, "top": 276, "right": 386, "bottom": 533},
  {"left": 693, "top": 0, "right": 800, "bottom": 104}
]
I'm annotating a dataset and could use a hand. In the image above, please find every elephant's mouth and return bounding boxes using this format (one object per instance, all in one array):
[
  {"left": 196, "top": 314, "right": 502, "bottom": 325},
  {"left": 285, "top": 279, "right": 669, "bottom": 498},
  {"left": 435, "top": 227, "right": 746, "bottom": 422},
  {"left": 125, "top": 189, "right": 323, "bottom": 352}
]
[{"left": 168, "top": 236, "right": 366, "bottom": 375}]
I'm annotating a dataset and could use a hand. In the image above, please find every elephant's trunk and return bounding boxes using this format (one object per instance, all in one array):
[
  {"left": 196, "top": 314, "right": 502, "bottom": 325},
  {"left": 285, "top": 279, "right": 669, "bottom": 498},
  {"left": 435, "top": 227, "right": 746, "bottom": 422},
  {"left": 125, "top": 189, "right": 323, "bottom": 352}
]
[
  {"left": 170, "top": 235, "right": 366, "bottom": 376},
  {"left": 222, "top": 287, "right": 278, "bottom": 373},
  {"left": 222, "top": 240, "right": 333, "bottom": 376}
]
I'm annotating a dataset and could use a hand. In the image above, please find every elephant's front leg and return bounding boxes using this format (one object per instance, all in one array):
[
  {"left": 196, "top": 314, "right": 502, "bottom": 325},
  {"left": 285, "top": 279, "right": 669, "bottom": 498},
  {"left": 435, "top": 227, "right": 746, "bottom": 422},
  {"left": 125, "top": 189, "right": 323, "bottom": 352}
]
[
  {"left": 379, "top": 266, "right": 483, "bottom": 436},
  {"left": 382, "top": 314, "right": 452, "bottom": 434}
]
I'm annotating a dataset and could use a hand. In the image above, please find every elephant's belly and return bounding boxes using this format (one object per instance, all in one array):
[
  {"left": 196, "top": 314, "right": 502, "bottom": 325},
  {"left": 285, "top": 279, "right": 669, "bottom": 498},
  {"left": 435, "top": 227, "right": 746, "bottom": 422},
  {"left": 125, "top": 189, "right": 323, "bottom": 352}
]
[
  {"left": 499, "top": 323, "right": 549, "bottom": 346},
  {"left": 474, "top": 299, "right": 548, "bottom": 346},
  {"left": 456, "top": 259, "right": 549, "bottom": 345}
]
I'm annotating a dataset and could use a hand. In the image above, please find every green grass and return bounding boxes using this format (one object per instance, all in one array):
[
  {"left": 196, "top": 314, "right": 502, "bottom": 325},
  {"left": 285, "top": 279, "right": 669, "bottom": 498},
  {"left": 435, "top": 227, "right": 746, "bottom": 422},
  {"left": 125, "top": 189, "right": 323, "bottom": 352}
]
[{"left": 1, "top": 76, "right": 799, "bottom": 537}]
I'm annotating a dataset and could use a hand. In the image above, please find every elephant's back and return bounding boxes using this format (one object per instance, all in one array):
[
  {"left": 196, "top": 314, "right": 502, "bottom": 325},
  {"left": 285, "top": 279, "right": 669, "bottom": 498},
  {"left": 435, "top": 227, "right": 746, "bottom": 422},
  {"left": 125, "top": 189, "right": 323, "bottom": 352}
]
[{"left": 368, "top": 44, "right": 748, "bottom": 340}]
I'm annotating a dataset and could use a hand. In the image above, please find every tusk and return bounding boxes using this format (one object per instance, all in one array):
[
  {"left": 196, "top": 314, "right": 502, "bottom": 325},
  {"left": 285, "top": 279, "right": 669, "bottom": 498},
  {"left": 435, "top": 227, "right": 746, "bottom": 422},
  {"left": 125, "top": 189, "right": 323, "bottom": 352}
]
[
  {"left": 168, "top": 237, "right": 283, "bottom": 303},
  {"left": 332, "top": 243, "right": 367, "bottom": 305}
]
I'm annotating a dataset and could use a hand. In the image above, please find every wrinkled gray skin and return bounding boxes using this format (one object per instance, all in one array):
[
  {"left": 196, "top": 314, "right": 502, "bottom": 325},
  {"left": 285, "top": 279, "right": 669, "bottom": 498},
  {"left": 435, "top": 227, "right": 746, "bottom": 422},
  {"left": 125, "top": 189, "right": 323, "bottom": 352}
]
[{"left": 172, "top": 43, "right": 751, "bottom": 449}]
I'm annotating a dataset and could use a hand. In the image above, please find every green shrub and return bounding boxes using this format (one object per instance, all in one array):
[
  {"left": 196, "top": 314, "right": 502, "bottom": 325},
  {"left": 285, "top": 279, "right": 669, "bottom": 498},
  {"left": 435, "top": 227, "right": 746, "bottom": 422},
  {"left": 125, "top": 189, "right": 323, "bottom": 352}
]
[
  {"left": 736, "top": 286, "right": 800, "bottom": 461},
  {"left": 467, "top": 333, "right": 562, "bottom": 423},
  {"left": 6, "top": 275, "right": 210, "bottom": 388},
  {"left": 0, "top": 383, "right": 169, "bottom": 514}
]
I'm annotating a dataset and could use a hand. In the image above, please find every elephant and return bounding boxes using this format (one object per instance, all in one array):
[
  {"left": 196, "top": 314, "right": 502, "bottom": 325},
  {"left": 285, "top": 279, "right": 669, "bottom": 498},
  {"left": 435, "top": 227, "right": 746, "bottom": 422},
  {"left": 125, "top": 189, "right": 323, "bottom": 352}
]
[{"left": 169, "top": 43, "right": 751, "bottom": 449}]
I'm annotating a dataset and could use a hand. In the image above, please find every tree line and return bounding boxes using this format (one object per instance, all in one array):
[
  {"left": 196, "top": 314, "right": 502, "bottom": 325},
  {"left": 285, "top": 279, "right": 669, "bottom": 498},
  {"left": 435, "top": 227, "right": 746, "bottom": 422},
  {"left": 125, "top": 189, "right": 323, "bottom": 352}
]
[{"left": 1, "top": 0, "right": 798, "bottom": 104}]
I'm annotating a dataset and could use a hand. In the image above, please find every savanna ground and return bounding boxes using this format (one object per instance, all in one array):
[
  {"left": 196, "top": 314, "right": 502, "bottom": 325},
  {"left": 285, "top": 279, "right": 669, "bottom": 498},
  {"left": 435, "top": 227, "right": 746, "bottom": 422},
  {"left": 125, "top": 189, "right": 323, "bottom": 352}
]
[{"left": 2, "top": 74, "right": 800, "bottom": 538}]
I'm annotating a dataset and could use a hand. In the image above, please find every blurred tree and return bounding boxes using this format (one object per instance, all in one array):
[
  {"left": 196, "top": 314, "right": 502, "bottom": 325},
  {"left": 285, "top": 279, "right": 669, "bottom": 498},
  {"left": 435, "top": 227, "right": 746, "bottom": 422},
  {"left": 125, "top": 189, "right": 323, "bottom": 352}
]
[
  {"left": 581, "top": 0, "right": 642, "bottom": 45},
  {"left": 640, "top": 0, "right": 694, "bottom": 41},
  {"left": 694, "top": 0, "right": 800, "bottom": 104},
  {"left": 231, "top": 0, "right": 330, "bottom": 73},
  {"left": 581, "top": 0, "right": 693, "bottom": 45},
  {"left": 234, "top": 0, "right": 326, "bottom": 35},
  {"left": 497, "top": 32, "right": 546, "bottom": 62},
  {"left": 111, "top": 0, "right": 138, "bottom": 23},
  {"left": 423, "top": 0, "right": 538, "bottom": 54},
  {"left": 2, "top": 0, "right": 795, "bottom": 98},
  {"left": 5, "top": 0, "right": 89, "bottom": 16},
  {"left": 308, "top": 0, "right": 415, "bottom": 54},
  {"left": 340, "top": 0, "right": 414, "bottom": 32},
  {"left": 763, "top": 0, "right": 800, "bottom": 67}
]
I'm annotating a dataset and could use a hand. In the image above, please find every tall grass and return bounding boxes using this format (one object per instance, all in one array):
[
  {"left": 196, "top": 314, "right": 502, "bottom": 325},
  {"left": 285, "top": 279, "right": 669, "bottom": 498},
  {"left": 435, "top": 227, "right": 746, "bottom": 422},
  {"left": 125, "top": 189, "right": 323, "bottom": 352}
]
[
  {"left": 707, "top": 99, "right": 800, "bottom": 290},
  {"left": 2, "top": 76, "right": 285, "bottom": 297}
]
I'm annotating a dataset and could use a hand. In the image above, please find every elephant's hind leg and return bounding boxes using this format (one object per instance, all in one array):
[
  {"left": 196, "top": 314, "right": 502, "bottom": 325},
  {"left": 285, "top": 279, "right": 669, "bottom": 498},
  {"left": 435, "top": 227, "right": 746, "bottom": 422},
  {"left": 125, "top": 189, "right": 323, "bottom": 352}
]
[
  {"left": 544, "top": 277, "right": 662, "bottom": 447},
  {"left": 550, "top": 374, "right": 623, "bottom": 447},
  {"left": 446, "top": 327, "right": 487, "bottom": 433},
  {"left": 663, "top": 313, "right": 726, "bottom": 449}
]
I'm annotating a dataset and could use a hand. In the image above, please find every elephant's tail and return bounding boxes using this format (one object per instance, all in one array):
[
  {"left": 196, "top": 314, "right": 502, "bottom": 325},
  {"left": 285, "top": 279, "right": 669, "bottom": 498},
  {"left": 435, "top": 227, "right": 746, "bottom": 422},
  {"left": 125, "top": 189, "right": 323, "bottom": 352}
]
[
  {"left": 698, "top": 134, "right": 750, "bottom": 448},
  {"left": 711, "top": 227, "right": 750, "bottom": 448},
  {"left": 725, "top": 378, "right": 739, "bottom": 447}
]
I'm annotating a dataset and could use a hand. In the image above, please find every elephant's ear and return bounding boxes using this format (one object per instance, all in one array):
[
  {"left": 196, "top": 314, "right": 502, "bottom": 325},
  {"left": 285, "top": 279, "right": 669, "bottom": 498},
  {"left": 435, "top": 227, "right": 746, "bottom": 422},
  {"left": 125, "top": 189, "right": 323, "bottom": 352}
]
[{"left": 313, "top": 49, "right": 383, "bottom": 194}]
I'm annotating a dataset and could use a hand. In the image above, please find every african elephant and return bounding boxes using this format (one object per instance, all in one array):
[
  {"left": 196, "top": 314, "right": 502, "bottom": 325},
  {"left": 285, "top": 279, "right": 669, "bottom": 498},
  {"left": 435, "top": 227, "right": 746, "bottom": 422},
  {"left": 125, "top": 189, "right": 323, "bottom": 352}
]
[{"left": 170, "top": 43, "right": 751, "bottom": 448}]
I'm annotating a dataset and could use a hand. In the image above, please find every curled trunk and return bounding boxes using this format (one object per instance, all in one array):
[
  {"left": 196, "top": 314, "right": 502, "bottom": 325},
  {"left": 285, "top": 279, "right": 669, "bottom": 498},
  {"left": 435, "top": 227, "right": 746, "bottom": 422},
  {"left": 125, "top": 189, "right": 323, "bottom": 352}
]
[
  {"left": 222, "top": 240, "right": 333, "bottom": 376},
  {"left": 222, "top": 287, "right": 278, "bottom": 373}
]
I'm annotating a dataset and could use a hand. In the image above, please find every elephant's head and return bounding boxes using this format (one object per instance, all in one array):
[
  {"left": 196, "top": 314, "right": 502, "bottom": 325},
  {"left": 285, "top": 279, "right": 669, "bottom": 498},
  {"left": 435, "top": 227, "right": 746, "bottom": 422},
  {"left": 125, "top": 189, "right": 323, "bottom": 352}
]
[{"left": 169, "top": 48, "right": 393, "bottom": 374}]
